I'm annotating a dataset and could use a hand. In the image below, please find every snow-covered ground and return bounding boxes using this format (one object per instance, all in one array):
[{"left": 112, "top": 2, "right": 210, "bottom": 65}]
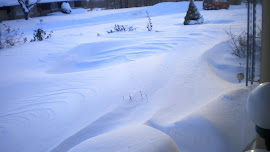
[{"left": 0, "top": 2, "right": 261, "bottom": 152}]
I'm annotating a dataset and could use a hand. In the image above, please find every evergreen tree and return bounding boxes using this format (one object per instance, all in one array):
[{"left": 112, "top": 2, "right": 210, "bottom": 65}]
[{"left": 184, "top": 0, "right": 204, "bottom": 25}]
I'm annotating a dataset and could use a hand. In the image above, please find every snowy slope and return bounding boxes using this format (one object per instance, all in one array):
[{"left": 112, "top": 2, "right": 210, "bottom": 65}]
[{"left": 0, "top": 2, "right": 260, "bottom": 152}]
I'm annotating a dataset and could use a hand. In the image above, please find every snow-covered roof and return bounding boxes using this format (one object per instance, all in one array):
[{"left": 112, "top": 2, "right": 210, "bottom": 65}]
[{"left": 0, "top": 0, "right": 87, "bottom": 7}]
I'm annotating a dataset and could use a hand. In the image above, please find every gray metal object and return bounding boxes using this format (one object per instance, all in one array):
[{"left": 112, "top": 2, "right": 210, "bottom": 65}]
[
  {"left": 246, "top": 0, "right": 250, "bottom": 86},
  {"left": 252, "top": 0, "right": 257, "bottom": 84},
  {"left": 246, "top": 0, "right": 259, "bottom": 86}
]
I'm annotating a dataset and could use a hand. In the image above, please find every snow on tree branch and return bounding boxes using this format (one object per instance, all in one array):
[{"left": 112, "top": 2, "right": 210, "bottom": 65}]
[
  {"left": 17, "top": 0, "right": 41, "bottom": 20},
  {"left": 29, "top": 0, "right": 41, "bottom": 10}
]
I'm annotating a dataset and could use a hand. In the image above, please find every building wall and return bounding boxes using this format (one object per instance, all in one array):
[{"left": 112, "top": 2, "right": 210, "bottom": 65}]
[
  {"left": 0, "top": 1, "right": 84, "bottom": 21},
  {"left": 0, "top": 7, "right": 10, "bottom": 21},
  {"left": 14, "top": 5, "right": 26, "bottom": 19}
]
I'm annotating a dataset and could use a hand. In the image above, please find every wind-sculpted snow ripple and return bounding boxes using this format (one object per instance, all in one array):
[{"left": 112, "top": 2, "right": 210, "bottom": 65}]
[
  {"left": 0, "top": 86, "right": 88, "bottom": 126},
  {"left": 0, "top": 108, "right": 56, "bottom": 125},
  {"left": 48, "top": 40, "right": 175, "bottom": 74}
]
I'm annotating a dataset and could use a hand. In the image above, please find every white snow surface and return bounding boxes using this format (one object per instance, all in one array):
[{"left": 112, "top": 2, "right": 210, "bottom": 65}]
[
  {"left": 0, "top": 2, "right": 260, "bottom": 152},
  {"left": 188, "top": 16, "right": 204, "bottom": 25}
]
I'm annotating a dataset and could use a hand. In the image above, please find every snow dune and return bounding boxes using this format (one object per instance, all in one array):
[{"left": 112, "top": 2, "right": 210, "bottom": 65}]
[
  {"left": 52, "top": 93, "right": 151, "bottom": 152},
  {"left": 147, "top": 87, "right": 254, "bottom": 152},
  {"left": 69, "top": 125, "right": 180, "bottom": 152},
  {"left": 0, "top": 2, "right": 259, "bottom": 152}
]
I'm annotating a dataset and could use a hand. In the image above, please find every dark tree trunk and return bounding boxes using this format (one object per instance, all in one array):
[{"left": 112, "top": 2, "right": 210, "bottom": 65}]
[
  {"left": 24, "top": 11, "right": 30, "bottom": 20},
  {"left": 119, "top": 0, "right": 123, "bottom": 8},
  {"left": 125, "top": 0, "right": 128, "bottom": 8},
  {"left": 18, "top": 1, "right": 30, "bottom": 20},
  {"left": 17, "top": 0, "right": 40, "bottom": 20}
]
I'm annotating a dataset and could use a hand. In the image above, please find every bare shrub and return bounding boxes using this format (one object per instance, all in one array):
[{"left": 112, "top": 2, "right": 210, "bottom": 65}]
[
  {"left": 226, "top": 28, "right": 262, "bottom": 58},
  {"left": 146, "top": 11, "right": 153, "bottom": 31},
  {"left": 107, "top": 24, "right": 136, "bottom": 34},
  {"left": 226, "top": 29, "right": 247, "bottom": 58}
]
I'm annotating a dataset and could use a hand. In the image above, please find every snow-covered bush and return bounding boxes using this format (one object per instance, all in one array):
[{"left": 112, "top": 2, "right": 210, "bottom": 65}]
[
  {"left": 107, "top": 24, "right": 136, "bottom": 34},
  {"left": 184, "top": 0, "right": 204, "bottom": 25},
  {"left": 61, "top": 2, "right": 72, "bottom": 14},
  {"left": 31, "top": 28, "right": 53, "bottom": 42},
  {"left": 0, "top": 23, "right": 26, "bottom": 49},
  {"left": 146, "top": 11, "right": 153, "bottom": 31}
]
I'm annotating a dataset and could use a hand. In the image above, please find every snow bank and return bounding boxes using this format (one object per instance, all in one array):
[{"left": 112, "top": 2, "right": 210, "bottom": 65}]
[
  {"left": 203, "top": 42, "right": 246, "bottom": 83},
  {"left": 146, "top": 114, "right": 229, "bottom": 152},
  {"left": 197, "top": 88, "right": 256, "bottom": 152},
  {"left": 51, "top": 95, "right": 152, "bottom": 152},
  {"left": 68, "top": 125, "right": 179, "bottom": 152},
  {"left": 145, "top": 41, "right": 257, "bottom": 152},
  {"left": 146, "top": 83, "right": 255, "bottom": 152}
]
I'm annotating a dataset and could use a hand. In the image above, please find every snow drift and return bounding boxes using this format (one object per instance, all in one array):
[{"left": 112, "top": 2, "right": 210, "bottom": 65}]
[{"left": 0, "top": 2, "right": 259, "bottom": 152}]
